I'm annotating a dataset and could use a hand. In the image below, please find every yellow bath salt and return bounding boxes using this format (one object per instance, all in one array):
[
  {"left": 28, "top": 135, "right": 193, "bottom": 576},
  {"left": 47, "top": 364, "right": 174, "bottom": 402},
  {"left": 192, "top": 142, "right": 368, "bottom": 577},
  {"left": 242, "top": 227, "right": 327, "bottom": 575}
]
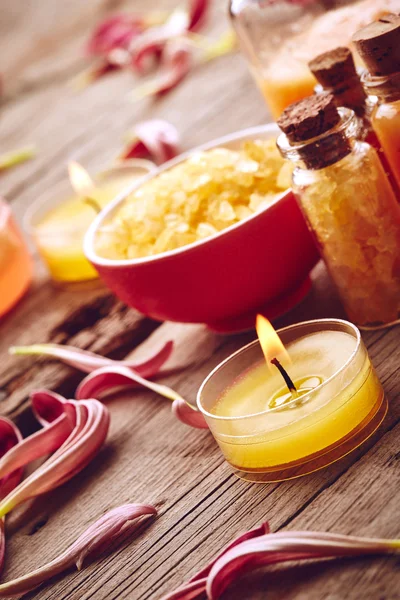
[{"left": 95, "top": 140, "right": 291, "bottom": 260}]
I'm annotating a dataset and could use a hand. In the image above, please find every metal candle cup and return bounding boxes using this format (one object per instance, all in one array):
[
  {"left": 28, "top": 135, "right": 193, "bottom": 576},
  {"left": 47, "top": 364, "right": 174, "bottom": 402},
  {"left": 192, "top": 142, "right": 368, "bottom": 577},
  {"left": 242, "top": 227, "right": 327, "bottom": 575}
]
[{"left": 197, "top": 319, "right": 386, "bottom": 483}]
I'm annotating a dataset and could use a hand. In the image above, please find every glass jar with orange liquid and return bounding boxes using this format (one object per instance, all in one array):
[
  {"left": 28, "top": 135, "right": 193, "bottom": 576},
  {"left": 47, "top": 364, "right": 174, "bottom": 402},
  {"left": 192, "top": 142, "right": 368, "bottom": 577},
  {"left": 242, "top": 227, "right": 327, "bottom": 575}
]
[
  {"left": 353, "top": 15, "right": 400, "bottom": 191},
  {"left": 0, "top": 199, "right": 33, "bottom": 318},
  {"left": 229, "top": 0, "right": 398, "bottom": 119}
]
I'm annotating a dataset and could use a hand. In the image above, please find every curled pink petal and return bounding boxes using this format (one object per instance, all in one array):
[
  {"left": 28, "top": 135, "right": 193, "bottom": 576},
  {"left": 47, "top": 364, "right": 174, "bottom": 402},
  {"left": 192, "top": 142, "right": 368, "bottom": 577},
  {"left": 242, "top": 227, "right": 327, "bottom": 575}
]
[
  {"left": 161, "top": 523, "right": 269, "bottom": 599},
  {"left": 135, "top": 37, "right": 193, "bottom": 97},
  {"left": 0, "top": 503, "right": 156, "bottom": 596},
  {"left": 86, "top": 15, "right": 145, "bottom": 57},
  {"left": 0, "top": 418, "right": 23, "bottom": 501},
  {"left": 171, "top": 398, "right": 208, "bottom": 430},
  {"left": 0, "top": 397, "right": 110, "bottom": 518},
  {"left": 0, "top": 418, "right": 23, "bottom": 576},
  {"left": 0, "top": 414, "right": 74, "bottom": 480},
  {"left": 131, "top": 9, "right": 189, "bottom": 73},
  {"left": 207, "top": 530, "right": 400, "bottom": 599},
  {"left": 188, "top": 0, "right": 209, "bottom": 31},
  {"left": 10, "top": 341, "right": 173, "bottom": 377},
  {"left": 30, "top": 390, "right": 67, "bottom": 426},
  {"left": 121, "top": 120, "right": 179, "bottom": 165}
]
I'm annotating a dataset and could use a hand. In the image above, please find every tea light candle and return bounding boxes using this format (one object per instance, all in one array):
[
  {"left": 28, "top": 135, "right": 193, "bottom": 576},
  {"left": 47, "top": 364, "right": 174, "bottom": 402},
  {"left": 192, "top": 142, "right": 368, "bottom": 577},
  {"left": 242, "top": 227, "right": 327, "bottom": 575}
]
[
  {"left": 0, "top": 199, "right": 33, "bottom": 317},
  {"left": 198, "top": 318, "right": 386, "bottom": 482},
  {"left": 26, "top": 160, "right": 154, "bottom": 284}
]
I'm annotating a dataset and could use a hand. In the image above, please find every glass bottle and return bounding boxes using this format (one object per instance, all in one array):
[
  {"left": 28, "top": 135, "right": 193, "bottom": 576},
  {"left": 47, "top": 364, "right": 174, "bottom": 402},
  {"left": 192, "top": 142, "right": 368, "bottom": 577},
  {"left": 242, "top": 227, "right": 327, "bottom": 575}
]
[
  {"left": 277, "top": 94, "right": 400, "bottom": 329},
  {"left": 229, "top": 0, "right": 397, "bottom": 120},
  {"left": 309, "top": 45, "right": 400, "bottom": 196},
  {"left": 353, "top": 14, "right": 400, "bottom": 190},
  {"left": 0, "top": 199, "right": 33, "bottom": 317}
]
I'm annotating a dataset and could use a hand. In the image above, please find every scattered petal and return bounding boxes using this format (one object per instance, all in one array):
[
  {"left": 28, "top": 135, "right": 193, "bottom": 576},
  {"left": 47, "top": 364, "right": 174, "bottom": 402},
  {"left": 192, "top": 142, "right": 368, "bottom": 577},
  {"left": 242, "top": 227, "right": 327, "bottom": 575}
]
[
  {"left": 187, "top": 0, "right": 209, "bottom": 32},
  {"left": 0, "top": 146, "right": 36, "bottom": 172},
  {"left": 0, "top": 413, "right": 74, "bottom": 479},
  {"left": 86, "top": 15, "right": 145, "bottom": 57},
  {"left": 10, "top": 341, "right": 173, "bottom": 376},
  {"left": 0, "top": 503, "right": 156, "bottom": 596},
  {"left": 0, "top": 418, "right": 24, "bottom": 576},
  {"left": 30, "top": 390, "right": 66, "bottom": 426},
  {"left": 200, "top": 30, "right": 237, "bottom": 62},
  {"left": 121, "top": 120, "right": 179, "bottom": 164},
  {"left": 207, "top": 530, "right": 400, "bottom": 599},
  {"left": 134, "top": 37, "right": 193, "bottom": 97},
  {"left": 130, "top": 9, "right": 189, "bottom": 74},
  {"left": 0, "top": 397, "right": 110, "bottom": 518},
  {"left": 171, "top": 398, "right": 208, "bottom": 429},
  {"left": 161, "top": 523, "right": 269, "bottom": 599}
]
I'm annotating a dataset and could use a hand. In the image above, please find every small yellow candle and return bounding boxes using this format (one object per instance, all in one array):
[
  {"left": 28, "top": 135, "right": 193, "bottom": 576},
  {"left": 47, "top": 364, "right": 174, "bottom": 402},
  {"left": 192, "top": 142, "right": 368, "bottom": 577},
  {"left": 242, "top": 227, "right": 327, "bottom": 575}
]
[
  {"left": 198, "top": 319, "right": 386, "bottom": 482},
  {"left": 28, "top": 161, "right": 153, "bottom": 284}
]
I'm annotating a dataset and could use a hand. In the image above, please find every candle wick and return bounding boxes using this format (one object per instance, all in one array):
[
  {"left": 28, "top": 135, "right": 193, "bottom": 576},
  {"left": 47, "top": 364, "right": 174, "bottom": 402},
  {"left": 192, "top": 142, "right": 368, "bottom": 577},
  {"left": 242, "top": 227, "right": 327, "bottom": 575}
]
[
  {"left": 83, "top": 196, "right": 101, "bottom": 215},
  {"left": 270, "top": 358, "right": 298, "bottom": 399}
]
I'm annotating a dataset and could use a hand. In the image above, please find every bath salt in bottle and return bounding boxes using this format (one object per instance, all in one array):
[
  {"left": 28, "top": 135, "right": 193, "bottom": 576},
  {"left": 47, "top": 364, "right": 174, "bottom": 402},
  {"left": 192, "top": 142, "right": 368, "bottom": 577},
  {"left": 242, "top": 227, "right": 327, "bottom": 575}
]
[
  {"left": 353, "top": 14, "right": 400, "bottom": 190},
  {"left": 276, "top": 93, "right": 400, "bottom": 329}
]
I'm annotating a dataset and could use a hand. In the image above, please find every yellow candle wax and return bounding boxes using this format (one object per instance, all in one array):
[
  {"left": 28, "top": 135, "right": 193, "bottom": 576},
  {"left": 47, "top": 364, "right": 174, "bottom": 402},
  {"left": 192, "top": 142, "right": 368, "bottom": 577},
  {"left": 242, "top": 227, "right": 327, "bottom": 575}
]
[
  {"left": 198, "top": 320, "right": 386, "bottom": 482},
  {"left": 33, "top": 186, "right": 120, "bottom": 283},
  {"left": 28, "top": 162, "right": 153, "bottom": 284}
]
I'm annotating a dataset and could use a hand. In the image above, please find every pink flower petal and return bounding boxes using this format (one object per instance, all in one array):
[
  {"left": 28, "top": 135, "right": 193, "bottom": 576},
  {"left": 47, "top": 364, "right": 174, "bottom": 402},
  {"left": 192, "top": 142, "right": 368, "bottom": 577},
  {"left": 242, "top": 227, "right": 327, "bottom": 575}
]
[
  {"left": 0, "top": 413, "right": 74, "bottom": 480},
  {"left": 30, "top": 390, "right": 68, "bottom": 426},
  {"left": 0, "top": 418, "right": 24, "bottom": 576},
  {"left": 0, "top": 418, "right": 23, "bottom": 501},
  {"left": 161, "top": 523, "right": 269, "bottom": 599},
  {"left": 10, "top": 341, "right": 173, "bottom": 376},
  {"left": 130, "top": 9, "right": 189, "bottom": 73},
  {"left": 0, "top": 503, "right": 156, "bottom": 596},
  {"left": 135, "top": 37, "right": 193, "bottom": 97},
  {"left": 207, "top": 530, "right": 400, "bottom": 599},
  {"left": 86, "top": 15, "right": 145, "bottom": 57},
  {"left": 187, "top": 0, "right": 209, "bottom": 31},
  {"left": 171, "top": 398, "right": 208, "bottom": 430},
  {"left": 0, "top": 397, "right": 110, "bottom": 518},
  {"left": 121, "top": 120, "right": 179, "bottom": 165}
]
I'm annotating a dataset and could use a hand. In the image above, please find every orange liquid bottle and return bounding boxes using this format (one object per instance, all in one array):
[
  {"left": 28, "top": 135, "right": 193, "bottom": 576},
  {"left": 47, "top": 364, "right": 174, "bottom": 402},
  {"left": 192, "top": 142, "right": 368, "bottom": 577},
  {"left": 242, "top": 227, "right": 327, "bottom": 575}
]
[
  {"left": 353, "top": 15, "right": 400, "bottom": 191},
  {"left": 0, "top": 200, "right": 33, "bottom": 317}
]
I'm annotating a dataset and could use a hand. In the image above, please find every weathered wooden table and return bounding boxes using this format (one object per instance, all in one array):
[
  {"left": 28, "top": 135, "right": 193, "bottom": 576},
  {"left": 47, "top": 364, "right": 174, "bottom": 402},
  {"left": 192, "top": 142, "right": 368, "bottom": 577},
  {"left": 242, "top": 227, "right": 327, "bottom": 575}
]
[{"left": 0, "top": 1, "right": 399, "bottom": 599}]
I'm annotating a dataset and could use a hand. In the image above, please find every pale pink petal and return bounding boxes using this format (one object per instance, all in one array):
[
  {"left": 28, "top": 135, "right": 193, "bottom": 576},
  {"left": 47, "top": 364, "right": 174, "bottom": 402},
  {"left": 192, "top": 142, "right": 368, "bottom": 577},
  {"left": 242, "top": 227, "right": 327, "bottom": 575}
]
[
  {"left": 0, "top": 418, "right": 23, "bottom": 500},
  {"left": 207, "top": 531, "right": 400, "bottom": 599},
  {"left": 86, "top": 15, "right": 145, "bottom": 57},
  {"left": 0, "top": 398, "right": 110, "bottom": 518},
  {"left": 161, "top": 523, "right": 269, "bottom": 599},
  {"left": 30, "top": 389, "right": 67, "bottom": 426},
  {"left": 188, "top": 0, "right": 209, "bottom": 31},
  {"left": 0, "top": 503, "right": 156, "bottom": 596},
  {"left": 121, "top": 120, "right": 179, "bottom": 165},
  {"left": 171, "top": 398, "right": 208, "bottom": 430},
  {"left": 0, "top": 414, "right": 73, "bottom": 480},
  {"left": 135, "top": 37, "right": 193, "bottom": 97},
  {"left": 130, "top": 9, "right": 189, "bottom": 73},
  {"left": 10, "top": 341, "right": 173, "bottom": 376}
]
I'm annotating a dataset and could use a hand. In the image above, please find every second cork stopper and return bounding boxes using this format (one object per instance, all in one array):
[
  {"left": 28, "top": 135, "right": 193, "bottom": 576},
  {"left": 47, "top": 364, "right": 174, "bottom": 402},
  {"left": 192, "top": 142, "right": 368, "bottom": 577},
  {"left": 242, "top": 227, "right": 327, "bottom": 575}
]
[
  {"left": 277, "top": 93, "right": 340, "bottom": 143},
  {"left": 309, "top": 47, "right": 359, "bottom": 89},
  {"left": 352, "top": 14, "right": 400, "bottom": 76}
]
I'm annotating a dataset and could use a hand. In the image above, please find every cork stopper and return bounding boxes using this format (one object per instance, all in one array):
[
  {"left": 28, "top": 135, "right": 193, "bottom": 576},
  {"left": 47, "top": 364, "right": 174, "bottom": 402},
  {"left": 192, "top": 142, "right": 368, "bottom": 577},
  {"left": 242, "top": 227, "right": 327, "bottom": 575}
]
[
  {"left": 352, "top": 14, "right": 400, "bottom": 76},
  {"left": 277, "top": 93, "right": 340, "bottom": 143},
  {"left": 309, "top": 47, "right": 358, "bottom": 89}
]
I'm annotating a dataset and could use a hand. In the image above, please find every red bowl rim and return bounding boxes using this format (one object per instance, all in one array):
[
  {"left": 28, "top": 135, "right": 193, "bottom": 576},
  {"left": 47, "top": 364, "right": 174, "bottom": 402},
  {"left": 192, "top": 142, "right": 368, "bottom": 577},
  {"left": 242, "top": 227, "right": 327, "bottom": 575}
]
[{"left": 84, "top": 123, "right": 291, "bottom": 269}]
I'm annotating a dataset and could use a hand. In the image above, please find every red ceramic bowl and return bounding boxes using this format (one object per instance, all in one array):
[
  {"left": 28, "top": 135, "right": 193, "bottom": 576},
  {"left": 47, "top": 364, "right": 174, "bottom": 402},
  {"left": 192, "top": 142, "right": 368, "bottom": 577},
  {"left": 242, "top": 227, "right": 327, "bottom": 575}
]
[{"left": 84, "top": 124, "right": 319, "bottom": 332}]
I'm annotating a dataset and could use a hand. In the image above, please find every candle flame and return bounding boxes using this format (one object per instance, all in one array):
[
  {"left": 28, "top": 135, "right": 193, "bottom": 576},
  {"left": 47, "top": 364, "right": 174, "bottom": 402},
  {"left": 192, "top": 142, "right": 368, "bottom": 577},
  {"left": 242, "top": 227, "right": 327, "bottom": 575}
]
[
  {"left": 256, "top": 315, "right": 291, "bottom": 371},
  {"left": 68, "top": 161, "right": 95, "bottom": 196}
]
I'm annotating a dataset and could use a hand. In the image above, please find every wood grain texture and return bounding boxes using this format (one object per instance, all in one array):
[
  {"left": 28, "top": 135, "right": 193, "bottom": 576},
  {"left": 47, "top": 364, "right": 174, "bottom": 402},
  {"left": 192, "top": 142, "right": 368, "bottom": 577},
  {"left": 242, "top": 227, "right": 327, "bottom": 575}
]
[{"left": 0, "top": 1, "right": 399, "bottom": 599}]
